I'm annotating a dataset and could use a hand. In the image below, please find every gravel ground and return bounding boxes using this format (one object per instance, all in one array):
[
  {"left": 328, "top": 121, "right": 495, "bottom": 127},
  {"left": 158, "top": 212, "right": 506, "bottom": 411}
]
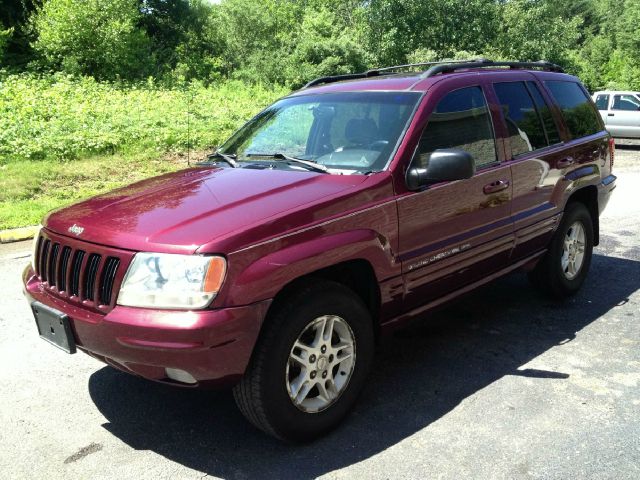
[{"left": 1, "top": 146, "right": 639, "bottom": 480}]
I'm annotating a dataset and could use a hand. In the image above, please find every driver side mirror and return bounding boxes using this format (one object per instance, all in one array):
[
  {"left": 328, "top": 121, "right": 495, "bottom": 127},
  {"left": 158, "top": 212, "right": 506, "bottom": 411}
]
[{"left": 406, "top": 149, "right": 476, "bottom": 191}]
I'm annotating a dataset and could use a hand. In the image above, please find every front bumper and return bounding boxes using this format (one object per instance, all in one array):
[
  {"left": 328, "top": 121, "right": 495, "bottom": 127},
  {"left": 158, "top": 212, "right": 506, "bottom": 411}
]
[{"left": 23, "top": 266, "right": 270, "bottom": 387}]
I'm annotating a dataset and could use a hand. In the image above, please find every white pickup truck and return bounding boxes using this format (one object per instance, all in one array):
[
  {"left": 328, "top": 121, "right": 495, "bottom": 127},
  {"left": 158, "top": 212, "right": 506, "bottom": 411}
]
[{"left": 592, "top": 91, "right": 640, "bottom": 139}]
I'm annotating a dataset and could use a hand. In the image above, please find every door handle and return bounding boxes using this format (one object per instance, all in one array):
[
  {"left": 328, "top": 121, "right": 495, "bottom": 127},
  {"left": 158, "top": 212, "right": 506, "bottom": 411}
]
[
  {"left": 483, "top": 179, "right": 510, "bottom": 194},
  {"left": 557, "top": 157, "right": 575, "bottom": 169},
  {"left": 608, "top": 113, "right": 615, "bottom": 117}
]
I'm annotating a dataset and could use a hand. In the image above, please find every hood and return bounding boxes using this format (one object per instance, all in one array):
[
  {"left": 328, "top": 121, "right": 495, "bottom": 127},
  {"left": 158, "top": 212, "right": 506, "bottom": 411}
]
[{"left": 44, "top": 166, "right": 366, "bottom": 254}]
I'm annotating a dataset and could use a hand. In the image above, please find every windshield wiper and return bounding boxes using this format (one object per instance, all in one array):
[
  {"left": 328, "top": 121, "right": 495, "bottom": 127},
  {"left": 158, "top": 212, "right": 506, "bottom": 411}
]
[
  {"left": 200, "top": 151, "right": 239, "bottom": 168},
  {"left": 246, "top": 153, "right": 329, "bottom": 174}
]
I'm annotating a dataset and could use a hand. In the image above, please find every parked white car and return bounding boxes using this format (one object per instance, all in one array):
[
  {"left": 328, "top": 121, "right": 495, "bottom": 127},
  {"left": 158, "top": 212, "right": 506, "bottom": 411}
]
[{"left": 592, "top": 91, "right": 640, "bottom": 138}]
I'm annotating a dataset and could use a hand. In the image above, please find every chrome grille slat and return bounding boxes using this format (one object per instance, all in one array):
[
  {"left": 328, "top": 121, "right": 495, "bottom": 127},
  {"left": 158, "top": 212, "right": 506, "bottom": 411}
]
[
  {"left": 41, "top": 240, "right": 51, "bottom": 282},
  {"left": 99, "top": 257, "right": 120, "bottom": 306},
  {"left": 34, "top": 236, "right": 43, "bottom": 276},
  {"left": 84, "top": 254, "right": 101, "bottom": 301},
  {"left": 48, "top": 243, "right": 60, "bottom": 287},
  {"left": 69, "top": 250, "right": 85, "bottom": 297},
  {"left": 58, "top": 246, "right": 72, "bottom": 292}
]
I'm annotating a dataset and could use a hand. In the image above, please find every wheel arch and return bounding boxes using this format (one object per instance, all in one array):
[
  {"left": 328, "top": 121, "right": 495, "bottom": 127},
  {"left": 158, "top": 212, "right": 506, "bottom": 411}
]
[
  {"left": 265, "top": 258, "right": 381, "bottom": 335},
  {"left": 566, "top": 185, "right": 599, "bottom": 246}
]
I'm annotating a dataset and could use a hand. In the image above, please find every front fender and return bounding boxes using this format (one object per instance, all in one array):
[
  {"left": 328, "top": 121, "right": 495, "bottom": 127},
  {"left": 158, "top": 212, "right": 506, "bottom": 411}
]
[{"left": 225, "top": 229, "right": 398, "bottom": 306}]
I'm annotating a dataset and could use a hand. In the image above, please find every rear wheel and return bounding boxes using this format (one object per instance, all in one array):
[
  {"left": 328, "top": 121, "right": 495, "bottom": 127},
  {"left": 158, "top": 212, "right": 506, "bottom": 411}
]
[
  {"left": 529, "top": 202, "right": 594, "bottom": 298},
  {"left": 233, "top": 280, "right": 374, "bottom": 442}
]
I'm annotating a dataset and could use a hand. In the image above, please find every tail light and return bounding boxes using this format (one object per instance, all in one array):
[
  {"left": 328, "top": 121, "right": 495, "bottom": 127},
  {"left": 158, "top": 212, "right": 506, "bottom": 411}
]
[{"left": 609, "top": 137, "right": 615, "bottom": 169}]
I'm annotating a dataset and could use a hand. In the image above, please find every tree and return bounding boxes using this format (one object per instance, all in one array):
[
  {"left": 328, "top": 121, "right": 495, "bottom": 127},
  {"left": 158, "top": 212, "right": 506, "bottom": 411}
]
[
  {"left": 31, "top": 0, "right": 152, "bottom": 79},
  {"left": 0, "top": 0, "right": 41, "bottom": 67},
  {"left": 284, "top": 7, "right": 368, "bottom": 88},
  {"left": 492, "top": 0, "right": 582, "bottom": 64},
  {"left": 0, "top": 28, "right": 12, "bottom": 64},
  {"left": 170, "top": 0, "right": 227, "bottom": 82},
  {"left": 366, "top": 0, "right": 498, "bottom": 66}
]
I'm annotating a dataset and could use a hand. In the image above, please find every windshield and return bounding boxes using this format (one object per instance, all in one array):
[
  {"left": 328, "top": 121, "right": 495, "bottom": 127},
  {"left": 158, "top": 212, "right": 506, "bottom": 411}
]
[{"left": 218, "top": 91, "right": 421, "bottom": 174}]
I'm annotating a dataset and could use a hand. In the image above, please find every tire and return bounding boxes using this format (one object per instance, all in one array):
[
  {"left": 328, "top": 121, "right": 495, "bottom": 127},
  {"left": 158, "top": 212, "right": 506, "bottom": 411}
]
[
  {"left": 528, "top": 202, "right": 594, "bottom": 299},
  {"left": 233, "top": 280, "right": 375, "bottom": 442}
]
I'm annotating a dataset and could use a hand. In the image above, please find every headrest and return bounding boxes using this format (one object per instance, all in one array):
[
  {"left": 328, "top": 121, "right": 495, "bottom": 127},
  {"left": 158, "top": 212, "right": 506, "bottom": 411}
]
[{"left": 345, "top": 118, "right": 378, "bottom": 145}]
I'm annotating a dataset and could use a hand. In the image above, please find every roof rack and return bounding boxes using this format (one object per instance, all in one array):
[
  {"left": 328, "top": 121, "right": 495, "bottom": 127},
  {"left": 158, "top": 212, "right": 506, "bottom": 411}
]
[
  {"left": 303, "top": 58, "right": 564, "bottom": 88},
  {"left": 420, "top": 59, "right": 565, "bottom": 78},
  {"left": 303, "top": 59, "right": 481, "bottom": 88}
]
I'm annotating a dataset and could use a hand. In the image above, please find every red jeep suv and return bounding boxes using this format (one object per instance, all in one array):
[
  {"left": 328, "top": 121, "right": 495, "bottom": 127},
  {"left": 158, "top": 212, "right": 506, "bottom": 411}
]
[{"left": 23, "top": 59, "right": 616, "bottom": 442}]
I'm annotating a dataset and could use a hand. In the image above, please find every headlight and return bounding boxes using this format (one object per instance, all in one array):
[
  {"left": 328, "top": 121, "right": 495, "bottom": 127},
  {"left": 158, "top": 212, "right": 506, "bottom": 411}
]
[
  {"left": 31, "top": 225, "right": 43, "bottom": 271},
  {"left": 117, "top": 253, "right": 227, "bottom": 309}
]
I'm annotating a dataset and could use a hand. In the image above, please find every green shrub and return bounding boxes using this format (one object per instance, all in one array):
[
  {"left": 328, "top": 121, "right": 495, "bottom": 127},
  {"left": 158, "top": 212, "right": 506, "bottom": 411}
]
[
  {"left": 31, "top": 0, "right": 153, "bottom": 80},
  {"left": 0, "top": 73, "right": 286, "bottom": 164}
]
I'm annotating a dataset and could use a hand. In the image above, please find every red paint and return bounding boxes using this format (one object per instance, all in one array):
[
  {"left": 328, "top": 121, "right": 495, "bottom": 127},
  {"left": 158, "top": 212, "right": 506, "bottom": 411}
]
[{"left": 24, "top": 68, "right": 616, "bottom": 387}]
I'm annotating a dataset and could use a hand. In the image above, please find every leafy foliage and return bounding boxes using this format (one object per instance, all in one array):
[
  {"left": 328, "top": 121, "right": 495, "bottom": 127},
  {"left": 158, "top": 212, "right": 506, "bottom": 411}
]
[
  {"left": 31, "top": 0, "right": 153, "bottom": 79},
  {"left": 0, "top": 28, "right": 12, "bottom": 62},
  {"left": 0, "top": 73, "right": 285, "bottom": 164},
  {"left": 3, "top": 0, "right": 640, "bottom": 228},
  {"left": 2, "top": 0, "right": 637, "bottom": 90}
]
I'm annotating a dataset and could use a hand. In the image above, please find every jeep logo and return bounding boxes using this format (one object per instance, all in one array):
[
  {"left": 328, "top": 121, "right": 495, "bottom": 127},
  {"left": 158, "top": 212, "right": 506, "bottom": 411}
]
[{"left": 68, "top": 224, "right": 84, "bottom": 236}]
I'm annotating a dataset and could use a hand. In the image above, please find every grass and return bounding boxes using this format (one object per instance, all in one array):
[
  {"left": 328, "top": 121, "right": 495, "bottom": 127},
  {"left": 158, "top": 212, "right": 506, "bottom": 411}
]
[
  {"left": 0, "top": 73, "right": 286, "bottom": 229},
  {"left": 0, "top": 151, "right": 189, "bottom": 229}
]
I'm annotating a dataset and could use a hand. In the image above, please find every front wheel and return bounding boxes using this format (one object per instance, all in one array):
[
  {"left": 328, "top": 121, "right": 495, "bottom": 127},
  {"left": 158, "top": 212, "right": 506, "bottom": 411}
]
[
  {"left": 529, "top": 202, "right": 594, "bottom": 298},
  {"left": 233, "top": 280, "right": 374, "bottom": 442}
]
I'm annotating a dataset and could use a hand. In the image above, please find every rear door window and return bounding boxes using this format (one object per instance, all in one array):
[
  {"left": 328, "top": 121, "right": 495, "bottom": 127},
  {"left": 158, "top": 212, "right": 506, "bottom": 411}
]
[
  {"left": 612, "top": 94, "right": 640, "bottom": 111},
  {"left": 544, "top": 81, "right": 602, "bottom": 139},
  {"left": 594, "top": 94, "right": 610, "bottom": 110},
  {"left": 527, "top": 81, "right": 562, "bottom": 145},
  {"left": 494, "top": 81, "right": 548, "bottom": 156},
  {"left": 415, "top": 86, "right": 497, "bottom": 169}
]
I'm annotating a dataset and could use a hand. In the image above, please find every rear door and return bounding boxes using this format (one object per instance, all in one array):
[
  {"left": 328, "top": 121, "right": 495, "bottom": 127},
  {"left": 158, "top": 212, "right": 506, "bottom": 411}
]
[
  {"left": 490, "top": 76, "right": 569, "bottom": 259},
  {"left": 396, "top": 79, "right": 513, "bottom": 312},
  {"left": 605, "top": 93, "right": 640, "bottom": 138}
]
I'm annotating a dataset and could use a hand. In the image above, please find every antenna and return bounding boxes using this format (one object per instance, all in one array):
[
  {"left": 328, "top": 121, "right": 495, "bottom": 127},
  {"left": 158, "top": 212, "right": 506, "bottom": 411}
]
[
  {"left": 187, "top": 87, "right": 191, "bottom": 167},
  {"left": 186, "top": 0, "right": 191, "bottom": 167}
]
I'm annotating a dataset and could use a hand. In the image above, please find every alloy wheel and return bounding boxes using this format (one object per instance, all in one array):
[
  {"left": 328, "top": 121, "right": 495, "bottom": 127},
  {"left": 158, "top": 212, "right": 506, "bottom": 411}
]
[
  {"left": 285, "top": 315, "right": 356, "bottom": 413},
  {"left": 561, "top": 221, "right": 586, "bottom": 280}
]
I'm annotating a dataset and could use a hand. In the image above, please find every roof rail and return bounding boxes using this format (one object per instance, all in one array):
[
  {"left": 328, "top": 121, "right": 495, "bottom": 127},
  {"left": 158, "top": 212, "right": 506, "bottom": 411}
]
[
  {"left": 421, "top": 59, "right": 564, "bottom": 78},
  {"left": 303, "top": 59, "right": 484, "bottom": 88},
  {"left": 365, "top": 59, "right": 482, "bottom": 74},
  {"left": 303, "top": 59, "right": 565, "bottom": 88}
]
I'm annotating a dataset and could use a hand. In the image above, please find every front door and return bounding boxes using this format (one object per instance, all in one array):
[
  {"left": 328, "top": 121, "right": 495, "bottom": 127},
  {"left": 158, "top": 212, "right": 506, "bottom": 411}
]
[
  {"left": 396, "top": 84, "right": 514, "bottom": 313},
  {"left": 604, "top": 93, "right": 640, "bottom": 138}
]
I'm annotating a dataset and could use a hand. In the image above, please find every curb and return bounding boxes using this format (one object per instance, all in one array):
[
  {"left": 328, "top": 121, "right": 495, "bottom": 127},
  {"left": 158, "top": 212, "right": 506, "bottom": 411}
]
[{"left": 0, "top": 226, "right": 39, "bottom": 244}]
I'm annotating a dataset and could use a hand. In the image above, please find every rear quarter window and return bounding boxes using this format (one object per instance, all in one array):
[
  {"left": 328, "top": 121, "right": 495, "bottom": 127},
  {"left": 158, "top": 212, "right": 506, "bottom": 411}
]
[{"left": 545, "top": 81, "right": 602, "bottom": 139}]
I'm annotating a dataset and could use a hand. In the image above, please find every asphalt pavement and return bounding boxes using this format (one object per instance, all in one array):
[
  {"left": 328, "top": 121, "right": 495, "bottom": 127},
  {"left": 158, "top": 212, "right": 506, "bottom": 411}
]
[{"left": 1, "top": 146, "right": 639, "bottom": 479}]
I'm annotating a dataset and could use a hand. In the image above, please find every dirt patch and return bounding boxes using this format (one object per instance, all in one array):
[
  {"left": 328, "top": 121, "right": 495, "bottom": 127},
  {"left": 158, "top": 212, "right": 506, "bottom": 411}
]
[
  {"left": 63, "top": 442, "right": 103, "bottom": 464},
  {"left": 161, "top": 149, "right": 211, "bottom": 167}
]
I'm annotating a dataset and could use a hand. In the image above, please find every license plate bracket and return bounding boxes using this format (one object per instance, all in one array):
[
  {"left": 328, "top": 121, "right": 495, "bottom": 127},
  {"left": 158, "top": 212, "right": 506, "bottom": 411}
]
[{"left": 31, "top": 302, "right": 77, "bottom": 354}]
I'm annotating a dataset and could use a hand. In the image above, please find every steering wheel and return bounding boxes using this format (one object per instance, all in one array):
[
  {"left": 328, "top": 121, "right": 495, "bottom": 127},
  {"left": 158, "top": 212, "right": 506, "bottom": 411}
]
[
  {"left": 368, "top": 140, "right": 389, "bottom": 151},
  {"left": 332, "top": 140, "right": 390, "bottom": 153}
]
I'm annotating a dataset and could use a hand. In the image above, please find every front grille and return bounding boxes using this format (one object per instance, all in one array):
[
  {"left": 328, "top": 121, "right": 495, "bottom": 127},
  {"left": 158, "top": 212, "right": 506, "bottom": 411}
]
[{"left": 33, "top": 232, "right": 126, "bottom": 310}]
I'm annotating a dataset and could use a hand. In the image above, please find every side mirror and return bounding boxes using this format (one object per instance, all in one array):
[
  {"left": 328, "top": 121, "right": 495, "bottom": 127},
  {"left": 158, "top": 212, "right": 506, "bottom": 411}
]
[{"left": 406, "top": 149, "right": 476, "bottom": 190}]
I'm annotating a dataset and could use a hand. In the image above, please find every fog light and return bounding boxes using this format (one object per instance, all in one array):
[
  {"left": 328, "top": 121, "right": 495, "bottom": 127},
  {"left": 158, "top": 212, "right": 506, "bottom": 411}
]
[{"left": 165, "top": 368, "right": 197, "bottom": 384}]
